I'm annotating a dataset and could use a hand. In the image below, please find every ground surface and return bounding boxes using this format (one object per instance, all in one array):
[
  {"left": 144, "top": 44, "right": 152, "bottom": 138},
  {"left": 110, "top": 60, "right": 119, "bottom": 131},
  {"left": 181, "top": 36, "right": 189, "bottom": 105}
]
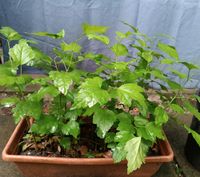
[{"left": 0, "top": 94, "right": 200, "bottom": 177}]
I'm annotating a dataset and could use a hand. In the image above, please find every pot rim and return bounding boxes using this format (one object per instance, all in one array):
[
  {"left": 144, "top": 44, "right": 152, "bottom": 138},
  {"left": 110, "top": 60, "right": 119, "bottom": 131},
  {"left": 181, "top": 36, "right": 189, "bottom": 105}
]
[{"left": 2, "top": 119, "right": 174, "bottom": 165}]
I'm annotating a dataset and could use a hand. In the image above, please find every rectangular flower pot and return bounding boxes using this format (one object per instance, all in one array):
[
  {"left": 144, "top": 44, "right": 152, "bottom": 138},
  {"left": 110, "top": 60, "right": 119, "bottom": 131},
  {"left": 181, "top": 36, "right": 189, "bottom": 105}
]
[{"left": 2, "top": 119, "right": 174, "bottom": 177}]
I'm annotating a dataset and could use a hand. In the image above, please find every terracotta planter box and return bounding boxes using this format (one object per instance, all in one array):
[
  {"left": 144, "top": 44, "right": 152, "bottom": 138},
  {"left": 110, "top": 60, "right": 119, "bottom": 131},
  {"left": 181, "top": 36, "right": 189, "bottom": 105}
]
[{"left": 2, "top": 119, "right": 174, "bottom": 177}]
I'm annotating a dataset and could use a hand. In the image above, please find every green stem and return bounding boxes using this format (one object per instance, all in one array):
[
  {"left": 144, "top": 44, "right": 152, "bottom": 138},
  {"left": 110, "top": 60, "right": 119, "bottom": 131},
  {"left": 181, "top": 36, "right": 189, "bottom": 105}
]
[
  {"left": 7, "top": 40, "right": 12, "bottom": 62},
  {"left": 53, "top": 56, "right": 59, "bottom": 71}
]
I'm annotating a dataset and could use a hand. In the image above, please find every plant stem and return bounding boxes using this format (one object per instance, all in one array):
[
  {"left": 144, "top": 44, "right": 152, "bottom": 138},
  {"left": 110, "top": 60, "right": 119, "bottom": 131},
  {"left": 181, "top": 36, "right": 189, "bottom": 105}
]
[{"left": 53, "top": 56, "right": 59, "bottom": 71}]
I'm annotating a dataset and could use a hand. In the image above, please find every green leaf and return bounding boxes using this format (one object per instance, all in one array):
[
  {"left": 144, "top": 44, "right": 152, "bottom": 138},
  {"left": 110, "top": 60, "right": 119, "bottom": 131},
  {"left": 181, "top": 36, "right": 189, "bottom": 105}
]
[
  {"left": 49, "top": 71, "right": 73, "bottom": 95},
  {"left": 105, "top": 132, "right": 116, "bottom": 143},
  {"left": 111, "top": 83, "right": 146, "bottom": 108},
  {"left": 64, "top": 109, "right": 82, "bottom": 120},
  {"left": 117, "top": 113, "right": 135, "bottom": 132},
  {"left": 82, "top": 23, "right": 108, "bottom": 35},
  {"left": 161, "top": 58, "right": 175, "bottom": 64},
  {"left": 0, "top": 97, "right": 19, "bottom": 107},
  {"left": 0, "top": 26, "right": 22, "bottom": 41},
  {"left": 179, "top": 61, "right": 199, "bottom": 70},
  {"left": 154, "top": 106, "right": 169, "bottom": 126},
  {"left": 32, "top": 29, "right": 65, "bottom": 39},
  {"left": 169, "top": 68, "right": 187, "bottom": 79},
  {"left": 28, "top": 86, "right": 59, "bottom": 101},
  {"left": 121, "top": 21, "right": 138, "bottom": 33},
  {"left": 116, "top": 31, "right": 132, "bottom": 40},
  {"left": 12, "top": 100, "right": 42, "bottom": 124},
  {"left": 170, "top": 104, "right": 184, "bottom": 114},
  {"left": 30, "top": 115, "right": 58, "bottom": 134},
  {"left": 125, "top": 137, "right": 148, "bottom": 174},
  {"left": 115, "top": 131, "right": 134, "bottom": 143},
  {"left": 87, "top": 34, "right": 110, "bottom": 45},
  {"left": 137, "top": 39, "right": 146, "bottom": 47},
  {"left": 111, "top": 43, "right": 128, "bottom": 56},
  {"left": 93, "top": 108, "right": 116, "bottom": 138},
  {"left": 9, "top": 40, "right": 35, "bottom": 66},
  {"left": 60, "top": 137, "right": 71, "bottom": 150},
  {"left": 166, "top": 79, "right": 182, "bottom": 90},
  {"left": 112, "top": 143, "right": 127, "bottom": 163},
  {"left": 158, "top": 42, "right": 179, "bottom": 60},
  {"left": 184, "top": 125, "right": 200, "bottom": 147},
  {"left": 134, "top": 116, "right": 149, "bottom": 127},
  {"left": 142, "top": 51, "right": 153, "bottom": 63},
  {"left": 72, "top": 77, "right": 110, "bottom": 108},
  {"left": 0, "top": 62, "right": 16, "bottom": 76},
  {"left": 61, "top": 42, "right": 82, "bottom": 53},
  {"left": 27, "top": 47, "right": 52, "bottom": 69},
  {"left": 184, "top": 101, "right": 200, "bottom": 121},
  {"left": 61, "top": 120, "right": 80, "bottom": 138}
]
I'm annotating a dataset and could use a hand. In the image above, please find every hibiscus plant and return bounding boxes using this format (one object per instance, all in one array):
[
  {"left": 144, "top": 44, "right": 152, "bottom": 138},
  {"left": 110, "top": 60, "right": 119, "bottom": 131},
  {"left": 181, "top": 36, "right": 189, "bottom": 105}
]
[{"left": 0, "top": 23, "right": 200, "bottom": 174}]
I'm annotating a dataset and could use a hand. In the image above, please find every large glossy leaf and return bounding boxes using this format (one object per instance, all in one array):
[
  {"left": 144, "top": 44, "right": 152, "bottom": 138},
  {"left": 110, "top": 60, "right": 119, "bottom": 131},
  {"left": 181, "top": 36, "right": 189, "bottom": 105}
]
[
  {"left": 111, "top": 83, "right": 146, "bottom": 108},
  {"left": 93, "top": 108, "right": 116, "bottom": 138},
  {"left": 9, "top": 40, "right": 35, "bottom": 66},
  {"left": 87, "top": 34, "right": 110, "bottom": 45},
  {"left": 158, "top": 42, "right": 178, "bottom": 60},
  {"left": 12, "top": 100, "right": 42, "bottom": 124},
  {"left": 61, "top": 42, "right": 82, "bottom": 53},
  {"left": 72, "top": 77, "right": 110, "bottom": 108},
  {"left": 154, "top": 106, "right": 169, "bottom": 126},
  {"left": 32, "top": 29, "right": 65, "bottom": 39},
  {"left": 49, "top": 71, "right": 73, "bottom": 95},
  {"left": 125, "top": 137, "right": 148, "bottom": 174},
  {"left": 0, "top": 26, "right": 22, "bottom": 41},
  {"left": 61, "top": 120, "right": 80, "bottom": 138},
  {"left": 111, "top": 43, "right": 128, "bottom": 56},
  {"left": 82, "top": 23, "right": 108, "bottom": 35}
]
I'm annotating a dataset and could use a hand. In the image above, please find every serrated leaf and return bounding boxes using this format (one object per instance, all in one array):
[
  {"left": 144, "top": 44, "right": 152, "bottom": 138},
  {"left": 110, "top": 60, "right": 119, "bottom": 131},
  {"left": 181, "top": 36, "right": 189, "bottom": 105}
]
[
  {"left": 64, "top": 109, "right": 82, "bottom": 120},
  {"left": 82, "top": 23, "right": 108, "bottom": 35},
  {"left": 49, "top": 71, "right": 73, "bottom": 95},
  {"left": 142, "top": 51, "right": 153, "bottom": 63},
  {"left": 111, "top": 83, "right": 146, "bottom": 108},
  {"left": 158, "top": 42, "right": 179, "bottom": 60},
  {"left": 0, "top": 97, "right": 19, "bottom": 107},
  {"left": 184, "top": 101, "right": 200, "bottom": 121},
  {"left": 112, "top": 142, "right": 127, "bottom": 163},
  {"left": 111, "top": 43, "right": 128, "bottom": 56},
  {"left": 134, "top": 116, "right": 149, "bottom": 127},
  {"left": 105, "top": 132, "right": 116, "bottom": 143},
  {"left": 170, "top": 104, "right": 184, "bottom": 114},
  {"left": 184, "top": 125, "right": 200, "bottom": 147},
  {"left": 61, "top": 42, "right": 82, "bottom": 53},
  {"left": 61, "top": 120, "right": 80, "bottom": 138},
  {"left": 115, "top": 131, "right": 134, "bottom": 143},
  {"left": 0, "top": 26, "right": 22, "bottom": 41},
  {"left": 72, "top": 77, "right": 110, "bottom": 108},
  {"left": 9, "top": 40, "right": 35, "bottom": 66},
  {"left": 154, "top": 106, "right": 169, "bottom": 126},
  {"left": 93, "top": 108, "right": 116, "bottom": 138},
  {"left": 12, "top": 100, "right": 42, "bottom": 124},
  {"left": 32, "top": 29, "right": 65, "bottom": 39},
  {"left": 125, "top": 137, "right": 148, "bottom": 174},
  {"left": 87, "top": 34, "right": 109, "bottom": 45}
]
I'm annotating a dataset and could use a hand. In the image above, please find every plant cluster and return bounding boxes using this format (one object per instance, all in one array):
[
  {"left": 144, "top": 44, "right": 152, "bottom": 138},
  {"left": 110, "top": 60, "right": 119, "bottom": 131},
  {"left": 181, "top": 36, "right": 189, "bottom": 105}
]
[{"left": 0, "top": 23, "right": 200, "bottom": 174}]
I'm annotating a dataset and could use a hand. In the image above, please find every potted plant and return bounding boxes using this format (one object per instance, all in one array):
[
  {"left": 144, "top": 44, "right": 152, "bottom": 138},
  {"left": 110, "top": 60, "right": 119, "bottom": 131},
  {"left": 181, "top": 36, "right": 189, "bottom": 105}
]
[{"left": 1, "top": 23, "right": 200, "bottom": 177}]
